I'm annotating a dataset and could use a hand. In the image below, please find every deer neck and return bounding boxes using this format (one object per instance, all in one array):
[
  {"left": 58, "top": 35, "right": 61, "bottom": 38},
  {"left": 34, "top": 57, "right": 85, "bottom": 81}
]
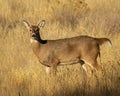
[{"left": 30, "top": 33, "right": 47, "bottom": 57}]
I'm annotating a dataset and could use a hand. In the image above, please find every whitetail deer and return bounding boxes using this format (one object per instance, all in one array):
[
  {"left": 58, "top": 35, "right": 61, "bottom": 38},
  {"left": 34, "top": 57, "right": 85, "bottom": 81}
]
[{"left": 23, "top": 20, "right": 112, "bottom": 75}]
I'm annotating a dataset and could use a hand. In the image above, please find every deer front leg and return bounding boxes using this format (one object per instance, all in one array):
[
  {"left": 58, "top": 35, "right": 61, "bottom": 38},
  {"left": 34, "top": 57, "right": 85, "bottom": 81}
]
[
  {"left": 46, "top": 65, "right": 57, "bottom": 75},
  {"left": 51, "top": 65, "right": 57, "bottom": 75},
  {"left": 46, "top": 67, "right": 50, "bottom": 74}
]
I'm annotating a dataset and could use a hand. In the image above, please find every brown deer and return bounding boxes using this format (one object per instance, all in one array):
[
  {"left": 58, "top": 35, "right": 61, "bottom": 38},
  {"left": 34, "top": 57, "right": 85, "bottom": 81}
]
[{"left": 23, "top": 20, "right": 112, "bottom": 75}]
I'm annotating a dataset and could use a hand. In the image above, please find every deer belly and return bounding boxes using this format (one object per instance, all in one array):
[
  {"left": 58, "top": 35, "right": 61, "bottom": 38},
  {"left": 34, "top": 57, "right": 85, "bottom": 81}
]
[{"left": 59, "top": 58, "right": 80, "bottom": 65}]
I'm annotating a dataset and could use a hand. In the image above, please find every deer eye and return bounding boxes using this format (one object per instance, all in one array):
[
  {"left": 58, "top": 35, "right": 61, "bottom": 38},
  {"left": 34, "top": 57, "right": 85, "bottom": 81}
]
[
  {"left": 36, "top": 29, "right": 39, "bottom": 32},
  {"left": 30, "top": 29, "right": 32, "bottom": 31},
  {"left": 37, "top": 29, "right": 39, "bottom": 31}
]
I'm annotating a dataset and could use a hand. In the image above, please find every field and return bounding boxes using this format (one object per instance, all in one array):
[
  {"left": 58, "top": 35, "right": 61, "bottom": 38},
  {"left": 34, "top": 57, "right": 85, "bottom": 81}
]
[{"left": 0, "top": 0, "right": 120, "bottom": 96}]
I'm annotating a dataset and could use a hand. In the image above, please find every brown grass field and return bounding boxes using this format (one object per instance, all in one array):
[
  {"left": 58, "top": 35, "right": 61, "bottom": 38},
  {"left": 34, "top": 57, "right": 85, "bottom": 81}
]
[{"left": 0, "top": 0, "right": 120, "bottom": 96}]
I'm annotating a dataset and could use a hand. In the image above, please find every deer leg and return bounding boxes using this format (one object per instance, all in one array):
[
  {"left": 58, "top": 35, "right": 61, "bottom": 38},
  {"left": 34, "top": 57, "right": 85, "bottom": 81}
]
[
  {"left": 83, "top": 59, "right": 96, "bottom": 71},
  {"left": 79, "top": 60, "right": 87, "bottom": 72},
  {"left": 85, "top": 59, "right": 104, "bottom": 76},
  {"left": 89, "top": 60, "right": 103, "bottom": 72},
  {"left": 92, "top": 63, "right": 104, "bottom": 76},
  {"left": 82, "top": 64, "right": 87, "bottom": 73},
  {"left": 46, "top": 67, "right": 50, "bottom": 74},
  {"left": 81, "top": 59, "right": 96, "bottom": 76},
  {"left": 50, "top": 65, "right": 57, "bottom": 75},
  {"left": 79, "top": 60, "right": 88, "bottom": 76}
]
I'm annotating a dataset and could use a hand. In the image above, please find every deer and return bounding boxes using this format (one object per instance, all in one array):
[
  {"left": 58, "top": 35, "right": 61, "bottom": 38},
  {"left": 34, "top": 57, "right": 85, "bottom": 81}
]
[{"left": 23, "top": 20, "right": 112, "bottom": 75}]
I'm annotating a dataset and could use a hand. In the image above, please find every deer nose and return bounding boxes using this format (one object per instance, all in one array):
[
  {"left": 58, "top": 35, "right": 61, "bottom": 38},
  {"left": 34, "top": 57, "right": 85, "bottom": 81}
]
[{"left": 32, "top": 33, "right": 36, "bottom": 37}]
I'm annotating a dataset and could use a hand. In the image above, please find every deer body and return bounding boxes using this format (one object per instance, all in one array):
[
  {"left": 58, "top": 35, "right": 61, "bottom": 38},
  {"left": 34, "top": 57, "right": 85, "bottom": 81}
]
[
  {"left": 32, "top": 36, "right": 98, "bottom": 66},
  {"left": 23, "top": 20, "right": 112, "bottom": 74}
]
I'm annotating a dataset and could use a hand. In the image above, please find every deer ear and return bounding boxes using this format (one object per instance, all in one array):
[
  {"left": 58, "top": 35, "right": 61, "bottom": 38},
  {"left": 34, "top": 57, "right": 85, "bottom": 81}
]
[
  {"left": 23, "top": 20, "right": 30, "bottom": 29},
  {"left": 38, "top": 20, "right": 45, "bottom": 28}
]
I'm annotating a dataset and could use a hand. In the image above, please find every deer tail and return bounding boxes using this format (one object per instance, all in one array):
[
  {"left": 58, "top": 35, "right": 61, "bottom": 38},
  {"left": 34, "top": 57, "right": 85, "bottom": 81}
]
[{"left": 96, "top": 38, "right": 112, "bottom": 47}]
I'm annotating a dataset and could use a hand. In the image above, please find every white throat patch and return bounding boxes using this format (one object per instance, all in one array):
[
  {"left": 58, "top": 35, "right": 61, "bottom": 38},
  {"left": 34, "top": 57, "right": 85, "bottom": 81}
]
[{"left": 30, "top": 38, "right": 38, "bottom": 43}]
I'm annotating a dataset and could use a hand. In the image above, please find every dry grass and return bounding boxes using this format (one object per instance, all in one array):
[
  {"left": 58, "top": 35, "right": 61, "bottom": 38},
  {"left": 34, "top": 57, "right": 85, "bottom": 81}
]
[{"left": 0, "top": 0, "right": 120, "bottom": 96}]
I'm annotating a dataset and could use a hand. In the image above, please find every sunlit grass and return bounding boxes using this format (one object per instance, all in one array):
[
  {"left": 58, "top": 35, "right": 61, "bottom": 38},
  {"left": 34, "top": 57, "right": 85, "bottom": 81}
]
[{"left": 0, "top": 0, "right": 120, "bottom": 96}]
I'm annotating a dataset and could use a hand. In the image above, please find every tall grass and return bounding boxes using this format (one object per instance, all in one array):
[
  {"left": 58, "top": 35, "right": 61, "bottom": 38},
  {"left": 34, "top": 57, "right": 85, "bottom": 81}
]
[{"left": 0, "top": 0, "right": 120, "bottom": 96}]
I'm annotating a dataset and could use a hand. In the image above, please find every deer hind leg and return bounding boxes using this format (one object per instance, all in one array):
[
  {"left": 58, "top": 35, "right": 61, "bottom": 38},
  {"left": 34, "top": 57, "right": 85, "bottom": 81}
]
[
  {"left": 82, "top": 64, "right": 87, "bottom": 73},
  {"left": 81, "top": 63, "right": 94, "bottom": 77},
  {"left": 91, "top": 61, "right": 105, "bottom": 77},
  {"left": 84, "top": 59, "right": 98, "bottom": 71},
  {"left": 84, "top": 59, "right": 104, "bottom": 76},
  {"left": 80, "top": 59, "right": 96, "bottom": 76},
  {"left": 92, "top": 62, "right": 104, "bottom": 76},
  {"left": 89, "top": 60, "right": 103, "bottom": 72},
  {"left": 80, "top": 59, "right": 96, "bottom": 75},
  {"left": 79, "top": 60, "right": 90, "bottom": 78},
  {"left": 79, "top": 60, "right": 87, "bottom": 73}
]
